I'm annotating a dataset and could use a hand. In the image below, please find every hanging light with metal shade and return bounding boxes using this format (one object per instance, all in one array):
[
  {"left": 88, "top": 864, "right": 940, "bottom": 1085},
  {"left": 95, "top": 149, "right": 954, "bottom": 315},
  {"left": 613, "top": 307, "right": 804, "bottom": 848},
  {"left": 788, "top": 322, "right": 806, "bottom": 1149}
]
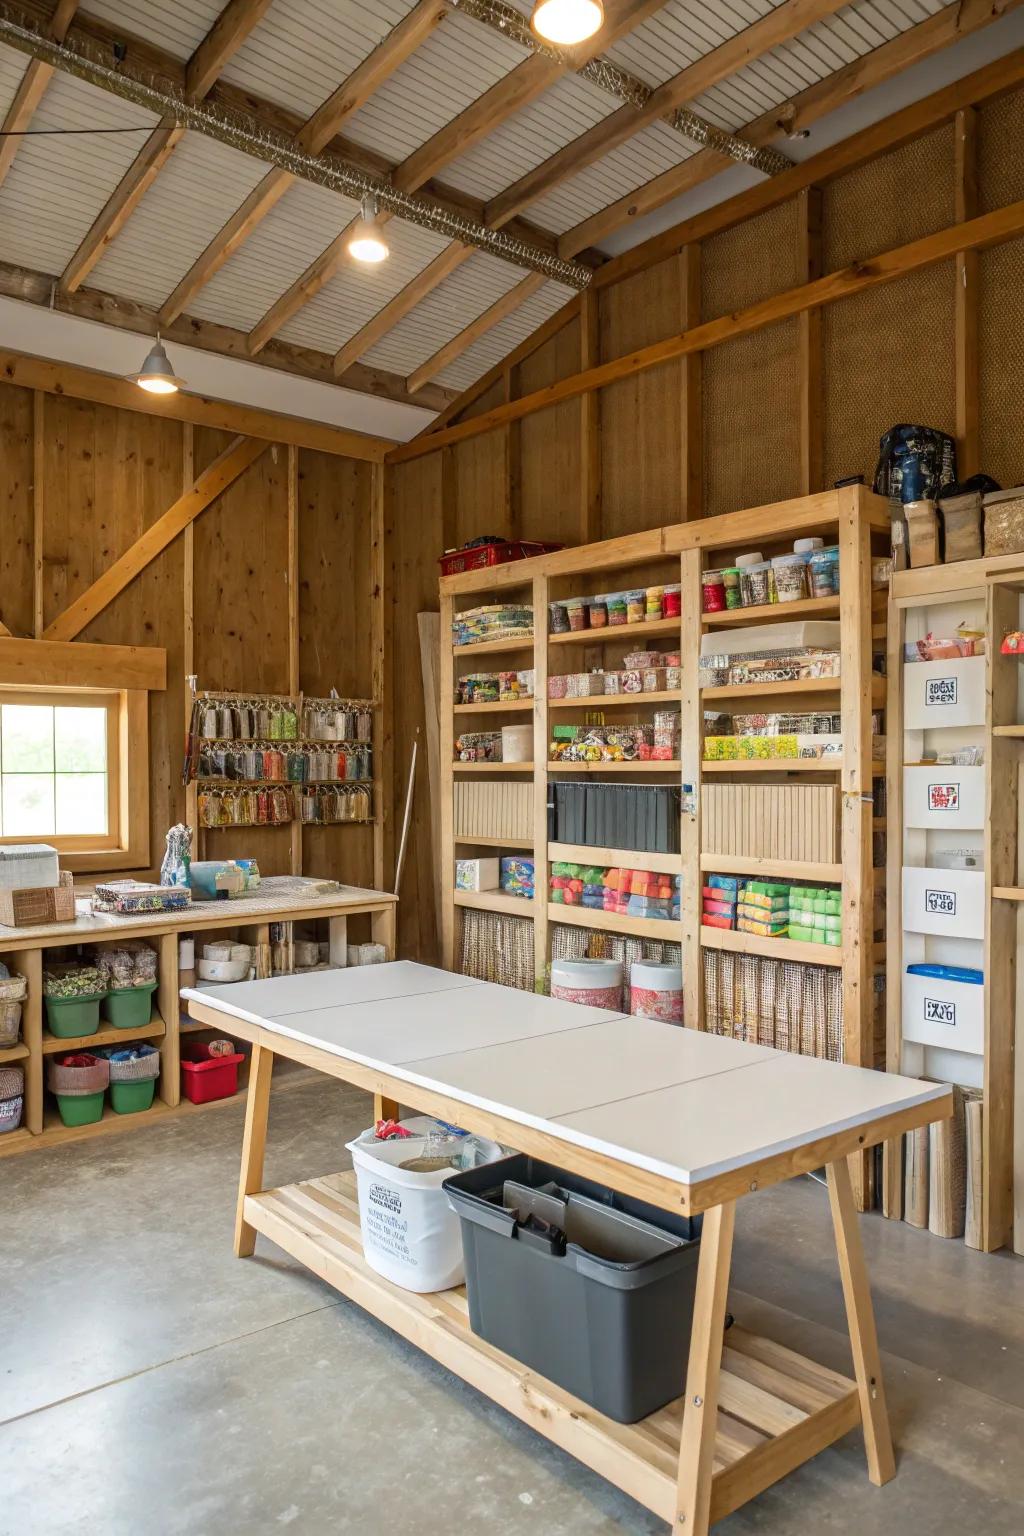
[
  {"left": 531, "top": 0, "right": 604, "bottom": 46},
  {"left": 128, "top": 337, "right": 186, "bottom": 395},
  {"left": 347, "top": 195, "right": 390, "bottom": 264}
]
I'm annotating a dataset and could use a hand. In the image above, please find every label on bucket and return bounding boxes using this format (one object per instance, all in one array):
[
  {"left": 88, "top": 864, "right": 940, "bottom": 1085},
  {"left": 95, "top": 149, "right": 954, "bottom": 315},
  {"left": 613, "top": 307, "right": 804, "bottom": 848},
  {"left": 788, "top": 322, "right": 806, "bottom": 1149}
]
[
  {"left": 631, "top": 984, "right": 682, "bottom": 1024},
  {"left": 364, "top": 1179, "right": 415, "bottom": 1265}
]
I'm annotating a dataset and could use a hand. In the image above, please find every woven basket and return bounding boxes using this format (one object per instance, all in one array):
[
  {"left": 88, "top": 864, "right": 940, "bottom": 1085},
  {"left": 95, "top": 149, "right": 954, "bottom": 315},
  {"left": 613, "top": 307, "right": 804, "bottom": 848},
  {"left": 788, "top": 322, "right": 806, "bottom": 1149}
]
[
  {"left": 0, "top": 1064, "right": 24, "bottom": 1100},
  {"left": 0, "top": 871, "right": 75, "bottom": 928},
  {"left": 0, "top": 1094, "right": 23, "bottom": 1134},
  {"left": 0, "top": 973, "right": 26, "bottom": 1046},
  {"left": 46, "top": 1054, "right": 109, "bottom": 1096},
  {"left": 105, "top": 1047, "right": 160, "bottom": 1084}
]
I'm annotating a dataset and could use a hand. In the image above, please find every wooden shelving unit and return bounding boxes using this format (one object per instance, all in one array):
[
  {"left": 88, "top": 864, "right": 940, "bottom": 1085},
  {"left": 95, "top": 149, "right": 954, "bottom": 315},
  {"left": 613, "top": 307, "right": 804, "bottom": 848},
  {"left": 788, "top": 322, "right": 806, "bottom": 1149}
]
[{"left": 440, "top": 490, "right": 889, "bottom": 1144}]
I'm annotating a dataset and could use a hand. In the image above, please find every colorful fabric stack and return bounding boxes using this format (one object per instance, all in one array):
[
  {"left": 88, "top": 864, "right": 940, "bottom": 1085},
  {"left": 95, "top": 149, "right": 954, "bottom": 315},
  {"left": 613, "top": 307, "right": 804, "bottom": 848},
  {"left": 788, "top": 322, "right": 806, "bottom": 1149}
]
[
  {"left": 549, "top": 863, "right": 680, "bottom": 922},
  {"left": 700, "top": 877, "right": 843, "bottom": 943},
  {"left": 737, "top": 882, "right": 790, "bottom": 938},
  {"left": 788, "top": 887, "right": 843, "bottom": 946},
  {"left": 702, "top": 875, "right": 738, "bottom": 929},
  {"left": 500, "top": 857, "right": 535, "bottom": 901}
]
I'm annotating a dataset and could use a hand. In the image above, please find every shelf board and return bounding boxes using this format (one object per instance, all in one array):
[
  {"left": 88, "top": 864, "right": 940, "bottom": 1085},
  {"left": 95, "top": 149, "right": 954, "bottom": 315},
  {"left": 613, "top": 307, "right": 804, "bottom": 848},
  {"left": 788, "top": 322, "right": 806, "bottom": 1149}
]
[
  {"left": 992, "top": 724, "right": 1024, "bottom": 738},
  {"left": 703, "top": 676, "right": 885, "bottom": 704},
  {"left": 0, "top": 1040, "right": 30, "bottom": 1064},
  {"left": 42, "top": 1015, "right": 166, "bottom": 1054},
  {"left": 548, "top": 616, "right": 680, "bottom": 645},
  {"left": 452, "top": 761, "right": 534, "bottom": 773},
  {"left": 550, "top": 842, "right": 681, "bottom": 875},
  {"left": 454, "top": 835, "right": 533, "bottom": 850},
  {"left": 548, "top": 760, "right": 681, "bottom": 774},
  {"left": 453, "top": 890, "right": 534, "bottom": 917},
  {"left": 701, "top": 596, "right": 840, "bottom": 627},
  {"left": 993, "top": 886, "right": 1024, "bottom": 902},
  {"left": 548, "top": 690, "right": 680, "bottom": 708},
  {"left": 700, "top": 925, "right": 843, "bottom": 966},
  {"left": 702, "top": 758, "right": 845, "bottom": 774},
  {"left": 700, "top": 853, "right": 843, "bottom": 882},
  {"left": 452, "top": 699, "right": 534, "bottom": 713},
  {"left": 548, "top": 904, "right": 678, "bottom": 941},
  {"left": 452, "top": 636, "right": 535, "bottom": 657}
]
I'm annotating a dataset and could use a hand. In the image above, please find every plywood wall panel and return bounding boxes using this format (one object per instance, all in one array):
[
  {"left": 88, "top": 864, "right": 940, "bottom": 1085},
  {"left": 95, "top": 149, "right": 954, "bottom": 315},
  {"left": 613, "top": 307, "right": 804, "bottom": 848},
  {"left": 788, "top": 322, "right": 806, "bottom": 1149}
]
[
  {"left": 974, "top": 85, "right": 1024, "bottom": 214},
  {"left": 0, "top": 384, "right": 34, "bottom": 639},
  {"left": 822, "top": 126, "right": 955, "bottom": 268},
  {"left": 452, "top": 433, "right": 508, "bottom": 547},
  {"left": 297, "top": 449, "right": 374, "bottom": 696},
  {"left": 979, "top": 238, "right": 1024, "bottom": 490},
  {"left": 518, "top": 317, "right": 583, "bottom": 547}
]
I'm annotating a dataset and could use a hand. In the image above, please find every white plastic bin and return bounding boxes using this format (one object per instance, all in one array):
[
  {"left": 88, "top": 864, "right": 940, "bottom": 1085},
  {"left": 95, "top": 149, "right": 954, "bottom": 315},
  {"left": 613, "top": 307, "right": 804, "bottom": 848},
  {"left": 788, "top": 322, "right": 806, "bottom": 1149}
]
[
  {"left": 347, "top": 1116, "right": 503, "bottom": 1293},
  {"left": 903, "top": 766, "right": 985, "bottom": 830},
  {"left": 901, "top": 970, "right": 984, "bottom": 1055},
  {"left": 901, "top": 866, "right": 985, "bottom": 940},
  {"left": 903, "top": 655, "right": 986, "bottom": 730}
]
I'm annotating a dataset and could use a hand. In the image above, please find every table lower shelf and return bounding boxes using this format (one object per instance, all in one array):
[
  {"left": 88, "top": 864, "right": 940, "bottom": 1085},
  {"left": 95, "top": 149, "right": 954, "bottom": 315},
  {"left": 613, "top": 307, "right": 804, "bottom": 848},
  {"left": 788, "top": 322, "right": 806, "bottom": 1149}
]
[{"left": 245, "top": 1172, "right": 860, "bottom": 1527}]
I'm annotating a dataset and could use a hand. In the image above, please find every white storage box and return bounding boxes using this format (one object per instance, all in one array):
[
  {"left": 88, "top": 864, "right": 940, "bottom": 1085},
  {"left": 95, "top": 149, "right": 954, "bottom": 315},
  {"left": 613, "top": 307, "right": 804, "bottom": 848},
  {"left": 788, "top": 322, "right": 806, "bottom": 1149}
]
[
  {"left": 902, "top": 970, "right": 984, "bottom": 1056},
  {"left": 903, "top": 766, "right": 985, "bottom": 829},
  {"left": 901, "top": 866, "right": 986, "bottom": 941},
  {"left": 455, "top": 857, "right": 499, "bottom": 892},
  {"left": 0, "top": 844, "right": 59, "bottom": 891},
  {"left": 699, "top": 621, "right": 840, "bottom": 658},
  {"left": 347, "top": 1117, "right": 503, "bottom": 1293},
  {"left": 903, "top": 656, "right": 985, "bottom": 730}
]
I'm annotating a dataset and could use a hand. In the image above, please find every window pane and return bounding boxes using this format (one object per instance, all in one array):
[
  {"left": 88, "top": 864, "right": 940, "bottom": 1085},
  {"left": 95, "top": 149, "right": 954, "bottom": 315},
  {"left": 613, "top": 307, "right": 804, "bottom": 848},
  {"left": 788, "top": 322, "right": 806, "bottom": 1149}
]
[
  {"left": 55, "top": 707, "right": 107, "bottom": 772},
  {"left": 2, "top": 775, "right": 55, "bottom": 835},
  {"left": 56, "top": 774, "right": 108, "bottom": 835},
  {"left": 1, "top": 706, "right": 54, "bottom": 772}
]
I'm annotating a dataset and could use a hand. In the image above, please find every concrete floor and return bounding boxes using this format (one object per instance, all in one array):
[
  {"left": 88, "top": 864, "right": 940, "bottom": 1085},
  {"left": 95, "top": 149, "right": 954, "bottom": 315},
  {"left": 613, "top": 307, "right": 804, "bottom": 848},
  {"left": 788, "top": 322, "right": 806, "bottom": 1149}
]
[{"left": 3, "top": 1075, "right": 1023, "bottom": 1536}]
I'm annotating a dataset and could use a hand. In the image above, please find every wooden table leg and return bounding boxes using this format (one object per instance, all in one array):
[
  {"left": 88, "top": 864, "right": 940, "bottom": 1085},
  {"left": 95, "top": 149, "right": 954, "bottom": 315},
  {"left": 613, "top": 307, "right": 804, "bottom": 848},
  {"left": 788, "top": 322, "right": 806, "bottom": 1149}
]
[
  {"left": 371, "top": 902, "right": 396, "bottom": 959},
  {"left": 675, "top": 1200, "right": 736, "bottom": 1534},
  {"left": 826, "top": 1157, "right": 896, "bottom": 1486},
  {"left": 234, "top": 1042, "right": 274, "bottom": 1258}
]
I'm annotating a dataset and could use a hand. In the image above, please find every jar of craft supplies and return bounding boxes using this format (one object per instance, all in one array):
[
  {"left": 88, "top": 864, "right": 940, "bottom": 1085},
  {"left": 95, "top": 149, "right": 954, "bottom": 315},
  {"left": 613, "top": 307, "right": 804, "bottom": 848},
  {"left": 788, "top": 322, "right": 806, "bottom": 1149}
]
[
  {"left": 549, "top": 600, "right": 570, "bottom": 634},
  {"left": 589, "top": 595, "right": 608, "bottom": 628},
  {"left": 630, "top": 961, "right": 683, "bottom": 1024},
  {"left": 566, "top": 597, "right": 588, "bottom": 632},
  {"left": 626, "top": 589, "right": 645, "bottom": 625},
  {"left": 771, "top": 553, "right": 807, "bottom": 602},
  {"left": 607, "top": 592, "right": 628, "bottom": 626},
  {"left": 663, "top": 584, "right": 682, "bottom": 618},
  {"left": 701, "top": 570, "right": 725, "bottom": 612},
  {"left": 501, "top": 724, "right": 533, "bottom": 764},
  {"left": 720, "top": 567, "right": 741, "bottom": 609},
  {"left": 808, "top": 546, "right": 840, "bottom": 598},
  {"left": 645, "top": 585, "right": 664, "bottom": 621},
  {"left": 551, "top": 956, "right": 623, "bottom": 1012},
  {"left": 740, "top": 561, "right": 771, "bottom": 607}
]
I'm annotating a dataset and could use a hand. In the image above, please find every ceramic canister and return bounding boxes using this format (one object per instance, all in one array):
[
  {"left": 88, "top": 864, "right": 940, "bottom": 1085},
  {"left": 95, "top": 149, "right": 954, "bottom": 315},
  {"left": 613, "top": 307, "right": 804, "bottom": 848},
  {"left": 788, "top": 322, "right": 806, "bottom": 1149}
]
[
  {"left": 630, "top": 960, "right": 683, "bottom": 1024},
  {"left": 550, "top": 956, "right": 623, "bottom": 1011}
]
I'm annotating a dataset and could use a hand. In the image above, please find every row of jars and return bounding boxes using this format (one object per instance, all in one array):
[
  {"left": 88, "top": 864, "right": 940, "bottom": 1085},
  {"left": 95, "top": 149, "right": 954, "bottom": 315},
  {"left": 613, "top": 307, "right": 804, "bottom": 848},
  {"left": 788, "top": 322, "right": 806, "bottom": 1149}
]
[
  {"left": 196, "top": 743, "right": 372, "bottom": 783},
  {"left": 195, "top": 698, "right": 372, "bottom": 744}
]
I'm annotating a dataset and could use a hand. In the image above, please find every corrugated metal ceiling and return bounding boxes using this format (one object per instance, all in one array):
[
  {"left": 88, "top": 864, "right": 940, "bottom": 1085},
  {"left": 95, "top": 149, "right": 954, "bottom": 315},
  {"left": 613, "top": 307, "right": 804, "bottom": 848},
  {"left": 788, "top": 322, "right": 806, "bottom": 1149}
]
[
  {"left": 363, "top": 249, "right": 533, "bottom": 375},
  {"left": 435, "top": 278, "right": 576, "bottom": 391}
]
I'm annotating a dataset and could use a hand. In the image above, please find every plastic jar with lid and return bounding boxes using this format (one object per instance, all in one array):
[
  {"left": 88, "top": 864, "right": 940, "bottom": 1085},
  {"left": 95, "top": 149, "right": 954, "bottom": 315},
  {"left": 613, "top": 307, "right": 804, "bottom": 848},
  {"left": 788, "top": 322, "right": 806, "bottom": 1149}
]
[
  {"left": 589, "top": 595, "right": 608, "bottom": 628},
  {"left": 701, "top": 570, "right": 725, "bottom": 612},
  {"left": 566, "top": 597, "right": 589, "bottom": 632},
  {"left": 549, "top": 600, "right": 570, "bottom": 634},
  {"left": 663, "top": 583, "right": 682, "bottom": 618},
  {"left": 721, "top": 568, "right": 741, "bottom": 609},
  {"left": 607, "top": 592, "right": 628, "bottom": 626},
  {"left": 740, "top": 562, "right": 771, "bottom": 607},
  {"left": 645, "top": 585, "right": 664, "bottom": 621},
  {"left": 772, "top": 553, "right": 807, "bottom": 602},
  {"left": 808, "top": 546, "right": 840, "bottom": 598},
  {"left": 626, "top": 589, "right": 645, "bottom": 625},
  {"left": 734, "top": 551, "right": 764, "bottom": 569}
]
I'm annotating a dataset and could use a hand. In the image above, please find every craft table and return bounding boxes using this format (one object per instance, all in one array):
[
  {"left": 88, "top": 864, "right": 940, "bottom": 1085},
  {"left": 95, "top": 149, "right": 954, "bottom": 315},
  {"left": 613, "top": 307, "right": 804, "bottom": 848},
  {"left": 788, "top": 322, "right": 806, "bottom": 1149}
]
[{"left": 185, "top": 962, "right": 951, "bottom": 1534}]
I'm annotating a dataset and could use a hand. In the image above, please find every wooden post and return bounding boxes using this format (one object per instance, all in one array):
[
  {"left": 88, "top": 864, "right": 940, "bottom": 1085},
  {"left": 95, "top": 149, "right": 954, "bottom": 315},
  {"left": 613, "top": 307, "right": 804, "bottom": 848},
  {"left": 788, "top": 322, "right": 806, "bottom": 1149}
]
[
  {"left": 234, "top": 1040, "right": 274, "bottom": 1258},
  {"left": 532, "top": 572, "right": 550, "bottom": 992},
  {"left": 287, "top": 443, "right": 302, "bottom": 877},
  {"left": 674, "top": 1199, "right": 735, "bottom": 1533},
  {"left": 503, "top": 363, "right": 522, "bottom": 540},
  {"left": 679, "top": 547, "right": 703, "bottom": 1029},
  {"left": 182, "top": 424, "right": 198, "bottom": 850},
  {"left": 438, "top": 589, "right": 456, "bottom": 970},
  {"left": 826, "top": 1157, "right": 895, "bottom": 1486},
  {"left": 157, "top": 931, "right": 181, "bottom": 1107},
  {"left": 882, "top": 595, "right": 905, "bottom": 1219},
  {"left": 954, "top": 106, "right": 979, "bottom": 477},
  {"left": 32, "top": 390, "right": 44, "bottom": 637},
  {"left": 580, "top": 289, "right": 602, "bottom": 542},
  {"left": 371, "top": 903, "right": 396, "bottom": 958},
  {"left": 680, "top": 243, "right": 702, "bottom": 519},
  {"left": 13, "top": 947, "right": 42, "bottom": 1134},
  {"left": 797, "top": 188, "right": 823, "bottom": 495},
  {"left": 371, "top": 461, "right": 388, "bottom": 891}
]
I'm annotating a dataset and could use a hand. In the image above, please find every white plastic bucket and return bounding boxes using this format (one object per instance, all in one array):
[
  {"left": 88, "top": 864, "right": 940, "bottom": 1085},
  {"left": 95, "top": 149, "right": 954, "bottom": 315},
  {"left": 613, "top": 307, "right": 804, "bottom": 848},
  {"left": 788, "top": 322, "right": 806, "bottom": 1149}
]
[{"left": 347, "top": 1116, "right": 503, "bottom": 1293}]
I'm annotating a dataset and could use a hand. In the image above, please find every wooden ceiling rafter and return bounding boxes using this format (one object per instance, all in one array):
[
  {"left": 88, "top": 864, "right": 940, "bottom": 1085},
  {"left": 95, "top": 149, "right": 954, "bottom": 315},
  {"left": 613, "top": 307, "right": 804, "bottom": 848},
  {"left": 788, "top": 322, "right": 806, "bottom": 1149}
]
[
  {"left": 332, "top": 240, "right": 475, "bottom": 377},
  {"left": 245, "top": 0, "right": 667, "bottom": 358},
  {"left": 406, "top": 270, "right": 546, "bottom": 393},
  {"left": 60, "top": 0, "right": 275, "bottom": 295},
  {"left": 0, "top": 0, "right": 78, "bottom": 190}
]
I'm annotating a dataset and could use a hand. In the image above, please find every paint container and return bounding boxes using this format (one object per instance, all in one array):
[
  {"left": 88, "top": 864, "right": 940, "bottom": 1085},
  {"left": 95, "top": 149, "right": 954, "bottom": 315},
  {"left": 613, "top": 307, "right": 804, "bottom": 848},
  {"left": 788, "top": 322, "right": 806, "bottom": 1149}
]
[
  {"left": 501, "top": 724, "right": 533, "bottom": 763},
  {"left": 630, "top": 961, "right": 683, "bottom": 1024},
  {"left": 550, "top": 956, "right": 623, "bottom": 1011}
]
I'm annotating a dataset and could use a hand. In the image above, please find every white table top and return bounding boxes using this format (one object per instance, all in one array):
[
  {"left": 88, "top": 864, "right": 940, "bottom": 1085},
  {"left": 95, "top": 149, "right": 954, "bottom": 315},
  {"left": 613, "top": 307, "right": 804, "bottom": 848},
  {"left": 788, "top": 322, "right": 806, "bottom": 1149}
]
[{"left": 183, "top": 962, "right": 950, "bottom": 1189}]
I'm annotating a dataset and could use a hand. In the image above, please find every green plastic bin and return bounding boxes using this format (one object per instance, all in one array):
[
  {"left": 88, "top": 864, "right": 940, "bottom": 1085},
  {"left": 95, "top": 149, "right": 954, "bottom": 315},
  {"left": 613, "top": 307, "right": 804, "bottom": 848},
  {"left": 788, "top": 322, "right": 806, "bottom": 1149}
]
[
  {"left": 45, "top": 993, "right": 105, "bottom": 1038},
  {"left": 54, "top": 1090, "right": 105, "bottom": 1127},
  {"left": 110, "top": 1079, "right": 156, "bottom": 1115},
  {"left": 102, "top": 983, "right": 158, "bottom": 1030}
]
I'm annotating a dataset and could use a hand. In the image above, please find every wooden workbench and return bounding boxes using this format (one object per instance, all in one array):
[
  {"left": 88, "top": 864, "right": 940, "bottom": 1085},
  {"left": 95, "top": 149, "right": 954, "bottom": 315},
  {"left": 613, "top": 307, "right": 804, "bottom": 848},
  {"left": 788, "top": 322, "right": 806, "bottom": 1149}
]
[
  {"left": 187, "top": 962, "right": 950, "bottom": 1534},
  {"left": 0, "top": 877, "right": 396, "bottom": 1157}
]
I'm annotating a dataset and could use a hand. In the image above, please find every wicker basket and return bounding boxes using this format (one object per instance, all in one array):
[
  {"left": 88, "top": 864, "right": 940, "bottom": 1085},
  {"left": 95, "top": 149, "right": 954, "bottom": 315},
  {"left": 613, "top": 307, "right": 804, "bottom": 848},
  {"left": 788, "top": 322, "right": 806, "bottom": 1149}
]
[
  {"left": 46, "top": 1053, "right": 109, "bottom": 1096},
  {"left": 105, "top": 1046, "right": 160, "bottom": 1084},
  {"left": 0, "top": 1094, "right": 23, "bottom": 1134},
  {"left": 0, "top": 871, "right": 75, "bottom": 928},
  {"left": 0, "top": 1064, "right": 24, "bottom": 1100},
  {"left": 0, "top": 973, "right": 27, "bottom": 1047}
]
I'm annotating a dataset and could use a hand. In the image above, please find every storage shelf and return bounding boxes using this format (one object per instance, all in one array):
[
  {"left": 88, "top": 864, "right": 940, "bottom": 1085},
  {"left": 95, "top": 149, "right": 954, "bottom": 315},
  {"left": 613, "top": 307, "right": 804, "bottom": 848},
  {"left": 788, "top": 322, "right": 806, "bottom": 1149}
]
[
  {"left": 42, "top": 1016, "right": 165, "bottom": 1054},
  {"left": 455, "top": 835, "right": 533, "bottom": 849},
  {"left": 548, "top": 616, "right": 680, "bottom": 645},
  {"left": 992, "top": 724, "right": 1024, "bottom": 738},
  {"left": 550, "top": 842, "right": 681, "bottom": 875},
  {"left": 452, "top": 761, "right": 534, "bottom": 773},
  {"left": 700, "top": 925, "right": 843, "bottom": 966},
  {"left": 702, "top": 758, "right": 846, "bottom": 774},
  {"left": 700, "top": 853, "right": 843, "bottom": 882},
  {"left": 0, "top": 1040, "right": 30, "bottom": 1064},
  {"left": 548, "top": 904, "right": 678, "bottom": 942},
  {"left": 452, "top": 699, "right": 534, "bottom": 713},
  {"left": 993, "top": 886, "right": 1024, "bottom": 902},
  {"left": 548, "top": 690, "right": 679, "bottom": 708},
  {"left": 547, "top": 760, "right": 681, "bottom": 773},
  {"left": 452, "top": 636, "right": 535, "bottom": 657},
  {"left": 453, "top": 890, "right": 534, "bottom": 917},
  {"left": 701, "top": 596, "right": 840, "bottom": 627},
  {"left": 703, "top": 676, "right": 885, "bottom": 705}
]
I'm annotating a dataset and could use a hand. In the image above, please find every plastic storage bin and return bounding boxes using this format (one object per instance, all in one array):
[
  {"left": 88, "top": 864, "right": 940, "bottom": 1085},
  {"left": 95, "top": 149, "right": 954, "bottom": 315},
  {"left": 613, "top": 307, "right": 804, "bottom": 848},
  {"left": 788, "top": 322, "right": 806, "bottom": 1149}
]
[
  {"left": 44, "top": 992, "right": 105, "bottom": 1038},
  {"left": 445, "top": 1154, "right": 701, "bottom": 1424},
  {"left": 46, "top": 1052, "right": 109, "bottom": 1126},
  {"left": 0, "top": 973, "right": 26, "bottom": 1047},
  {"left": 104, "top": 1043, "right": 160, "bottom": 1114},
  {"left": 901, "top": 866, "right": 985, "bottom": 941},
  {"left": 101, "top": 982, "right": 158, "bottom": 1030},
  {"left": 903, "top": 655, "right": 985, "bottom": 730},
  {"left": 903, "top": 766, "right": 985, "bottom": 830},
  {"left": 180, "top": 1041, "right": 245, "bottom": 1103},
  {"left": 901, "top": 966, "right": 984, "bottom": 1055}
]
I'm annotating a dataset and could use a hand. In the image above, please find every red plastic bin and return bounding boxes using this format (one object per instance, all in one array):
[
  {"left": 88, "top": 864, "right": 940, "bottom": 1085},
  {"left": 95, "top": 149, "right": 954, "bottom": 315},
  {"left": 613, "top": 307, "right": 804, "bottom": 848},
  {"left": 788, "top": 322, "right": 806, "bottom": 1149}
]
[
  {"left": 180, "top": 1043, "right": 246, "bottom": 1104},
  {"left": 438, "top": 540, "right": 563, "bottom": 576}
]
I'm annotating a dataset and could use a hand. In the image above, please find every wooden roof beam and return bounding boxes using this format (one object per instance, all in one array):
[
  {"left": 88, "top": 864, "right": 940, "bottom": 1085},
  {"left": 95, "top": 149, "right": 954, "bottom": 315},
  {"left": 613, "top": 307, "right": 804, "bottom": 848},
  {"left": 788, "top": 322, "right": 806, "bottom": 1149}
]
[
  {"left": 332, "top": 241, "right": 474, "bottom": 377},
  {"left": 485, "top": 0, "right": 851, "bottom": 230},
  {"left": 60, "top": 0, "right": 274, "bottom": 294},
  {"left": 0, "top": 0, "right": 77, "bottom": 191},
  {"left": 406, "top": 272, "right": 545, "bottom": 393},
  {"left": 560, "top": 0, "right": 1024, "bottom": 259},
  {"left": 158, "top": 0, "right": 450, "bottom": 326}
]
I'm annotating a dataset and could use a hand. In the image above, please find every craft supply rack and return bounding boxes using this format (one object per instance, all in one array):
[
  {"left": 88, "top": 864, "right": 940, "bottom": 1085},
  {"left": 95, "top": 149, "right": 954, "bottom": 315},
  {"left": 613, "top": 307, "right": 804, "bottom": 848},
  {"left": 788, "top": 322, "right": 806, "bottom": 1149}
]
[
  {"left": 887, "top": 554, "right": 1024, "bottom": 1254},
  {"left": 440, "top": 487, "right": 890, "bottom": 1212}
]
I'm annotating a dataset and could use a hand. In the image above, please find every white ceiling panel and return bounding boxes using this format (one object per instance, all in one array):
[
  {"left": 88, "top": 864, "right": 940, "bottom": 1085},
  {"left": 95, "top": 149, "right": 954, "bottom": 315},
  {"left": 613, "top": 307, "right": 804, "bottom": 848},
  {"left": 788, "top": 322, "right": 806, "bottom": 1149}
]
[
  {"left": 83, "top": 0, "right": 227, "bottom": 61},
  {"left": 220, "top": 0, "right": 416, "bottom": 122},
  {"left": 526, "top": 119, "right": 694, "bottom": 236},
  {"left": 434, "top": 280, "right": 576, "bottom": 393},
  {"left": 362, "top": 249, "right": 532, "bottom": 376},
  {"left": 604, "top": 0, "right": 785, "bottom": 88},
  {"left": 186, "top": 179, "right": 362, "bottom": 334},
  {"left": 0, "top": 56, "right": 158, "bottom": 278},
  {"left": 343, "top": 11, "right": 528, "bottom": 167},
  {"left": 88, "top": 133, "right": 270, "bottom": 310},
  {"left": 277, "top": 219, "right": 452, "bottom": 354}
]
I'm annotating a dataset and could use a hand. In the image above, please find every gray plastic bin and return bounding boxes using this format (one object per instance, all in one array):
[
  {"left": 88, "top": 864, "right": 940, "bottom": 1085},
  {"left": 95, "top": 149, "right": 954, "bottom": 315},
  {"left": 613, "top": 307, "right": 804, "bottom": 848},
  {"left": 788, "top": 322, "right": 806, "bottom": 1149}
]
[{"left": 444, "top": 1154, "right": 701, "bottom": 1423}]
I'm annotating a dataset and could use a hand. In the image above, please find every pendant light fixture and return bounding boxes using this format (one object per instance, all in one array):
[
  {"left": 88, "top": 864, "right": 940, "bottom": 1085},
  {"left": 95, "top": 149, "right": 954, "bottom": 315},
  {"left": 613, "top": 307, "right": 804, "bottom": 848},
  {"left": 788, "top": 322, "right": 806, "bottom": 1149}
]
[
  {"left": 347, "top": 195, "right": 389, "bottom": 264},
  {"left": 531, "top": 0, "right": 604, "bottom": 46},
  {"left": 128, "top": 336, "right": 186, "bottom": 395}
]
